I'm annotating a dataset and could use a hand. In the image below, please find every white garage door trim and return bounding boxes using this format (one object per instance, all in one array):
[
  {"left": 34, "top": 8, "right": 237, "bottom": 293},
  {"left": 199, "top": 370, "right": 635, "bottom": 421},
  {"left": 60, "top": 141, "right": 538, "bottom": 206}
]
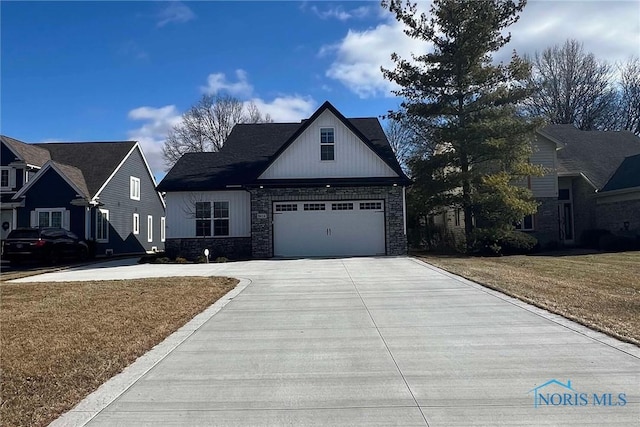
[{"left": 273, "top": 200, "right": 386, "bottom": 257}]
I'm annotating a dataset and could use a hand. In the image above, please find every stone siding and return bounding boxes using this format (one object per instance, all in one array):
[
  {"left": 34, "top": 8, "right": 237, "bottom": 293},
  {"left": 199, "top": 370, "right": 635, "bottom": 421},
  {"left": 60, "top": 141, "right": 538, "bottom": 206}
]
[
  {"left": 249, "top": 186, "right": 407, "bottom": 258},
  {"left": 165, "top": 237, "right": 251, "bottom": 260},
  {"left": 530, "top": 197, "right": 559, "bottom": 246}
]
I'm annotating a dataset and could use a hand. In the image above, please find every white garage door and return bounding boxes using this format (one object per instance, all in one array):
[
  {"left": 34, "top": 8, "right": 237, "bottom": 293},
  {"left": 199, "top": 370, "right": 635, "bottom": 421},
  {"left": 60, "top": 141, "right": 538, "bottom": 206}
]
[{"left": 273, "top": 200, "right": 385, "bottom": 257}]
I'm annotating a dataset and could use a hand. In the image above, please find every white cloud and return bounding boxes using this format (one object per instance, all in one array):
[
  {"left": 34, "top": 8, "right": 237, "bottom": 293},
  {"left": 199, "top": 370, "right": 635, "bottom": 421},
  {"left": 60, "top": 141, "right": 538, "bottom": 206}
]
[
  {"left": 201, "top": 69, "right": 254, "bottom": 97},
  {"left": 247, "top": 96, "right": 317, "bottom": 122},
  {"left": 127, "top": 105, "right": 182, "bottom": 175},
  {"left": 156, "top": 1, "right": 196, "bottom": 28},
  {"left": 310, "top": 5, "right": 372, "bottom": 21},
  {"left": 323, "top": 1, "right": 639, "bottom": 98},
  {"left": 323, "top": 19, "right": 430, "bottom": 98}
]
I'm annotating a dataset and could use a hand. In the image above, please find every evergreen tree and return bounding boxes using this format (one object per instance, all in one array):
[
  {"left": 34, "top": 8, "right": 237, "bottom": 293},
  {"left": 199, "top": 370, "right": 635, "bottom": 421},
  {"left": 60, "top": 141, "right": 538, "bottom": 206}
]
[{"left": 382, "top": 0, "right": 542, "bottom": 250}]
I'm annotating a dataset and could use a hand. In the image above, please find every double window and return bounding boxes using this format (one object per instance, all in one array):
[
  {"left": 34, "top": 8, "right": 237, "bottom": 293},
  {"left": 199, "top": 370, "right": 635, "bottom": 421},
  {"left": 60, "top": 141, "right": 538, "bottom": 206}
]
[
  {"left": 195, "top": 201, "right": 229, "bottom": 237},
  {"left": 38, "top": 209, "right": 64, "bottom": 228},
  {"left": 320, "top": 127, "right": 335, "bottom": 161}
]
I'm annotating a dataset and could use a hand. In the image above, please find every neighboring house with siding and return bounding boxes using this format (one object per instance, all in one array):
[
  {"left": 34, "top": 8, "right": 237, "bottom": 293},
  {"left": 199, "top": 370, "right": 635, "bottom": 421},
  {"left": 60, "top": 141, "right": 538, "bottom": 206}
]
[
  {"left": 157, "top": 101, "right": 411, "bottom": 259},
  {"left": 1, "top": 136, "right": 165, "bottom": 256},
  {"left": 432, "top": 125, "right": 640, "bottom": 247}
]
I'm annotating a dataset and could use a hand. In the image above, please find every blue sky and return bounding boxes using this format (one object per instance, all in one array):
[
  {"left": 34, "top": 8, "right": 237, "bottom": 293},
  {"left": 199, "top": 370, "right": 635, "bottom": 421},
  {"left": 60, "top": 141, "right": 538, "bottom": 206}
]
[{"left": 2, "top": 1, "right": 639, "bottom": 179}]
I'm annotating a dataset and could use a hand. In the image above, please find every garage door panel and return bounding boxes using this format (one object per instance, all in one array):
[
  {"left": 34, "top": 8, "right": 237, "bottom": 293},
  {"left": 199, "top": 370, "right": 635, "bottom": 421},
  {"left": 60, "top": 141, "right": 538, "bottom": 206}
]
[{"left": 273, "top": 201, "right": 385, "bottom": 257}]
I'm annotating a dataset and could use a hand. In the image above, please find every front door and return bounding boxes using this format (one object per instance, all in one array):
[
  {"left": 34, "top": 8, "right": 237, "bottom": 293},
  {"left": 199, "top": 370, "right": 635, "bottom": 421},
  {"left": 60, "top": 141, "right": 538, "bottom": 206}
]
[{"left": 558, "top": 188, "right": 574, "bottom": 244}]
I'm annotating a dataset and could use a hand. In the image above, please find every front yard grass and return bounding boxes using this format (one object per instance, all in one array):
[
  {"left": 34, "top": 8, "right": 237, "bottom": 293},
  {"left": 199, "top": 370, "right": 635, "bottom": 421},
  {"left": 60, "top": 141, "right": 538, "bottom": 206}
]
[
  {"left": 0, "top": 276, "right": 238, "bottom": 427},
  {"left": 418, "top": 251, "right": 640, "bottom": 345}
]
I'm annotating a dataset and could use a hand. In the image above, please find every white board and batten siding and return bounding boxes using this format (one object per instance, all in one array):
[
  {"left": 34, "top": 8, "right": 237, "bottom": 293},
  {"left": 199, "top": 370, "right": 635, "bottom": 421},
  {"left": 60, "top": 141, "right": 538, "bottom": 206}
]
[
  {"left": 529, "top": 135, "right": 559, "bottom": 198},
  {"left": 259, "top": 110, "right": 398, "bottom": 179},
  {"left": 164, "top": 191, "right": 250, "bottom": 238}
]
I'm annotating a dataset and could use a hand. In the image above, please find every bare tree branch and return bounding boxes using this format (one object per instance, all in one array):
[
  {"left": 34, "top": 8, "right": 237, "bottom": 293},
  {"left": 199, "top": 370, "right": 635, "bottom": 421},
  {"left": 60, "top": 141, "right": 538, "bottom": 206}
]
[{"left": 162, "top": 94, "right": 273, "bottom": 169}]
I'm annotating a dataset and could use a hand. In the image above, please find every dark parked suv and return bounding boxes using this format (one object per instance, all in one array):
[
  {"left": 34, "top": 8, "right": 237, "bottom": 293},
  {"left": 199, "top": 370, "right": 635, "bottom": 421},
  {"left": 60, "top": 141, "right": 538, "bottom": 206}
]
[{"left": 3, "top": 228, "right": 89, "bottom": 265}]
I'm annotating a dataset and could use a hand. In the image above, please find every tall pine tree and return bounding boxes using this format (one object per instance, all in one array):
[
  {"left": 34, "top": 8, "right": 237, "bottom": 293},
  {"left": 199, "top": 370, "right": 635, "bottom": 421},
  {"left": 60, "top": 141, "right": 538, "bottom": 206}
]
[{"left": 383, "top": 0, "right": 542, "bottom": 250}]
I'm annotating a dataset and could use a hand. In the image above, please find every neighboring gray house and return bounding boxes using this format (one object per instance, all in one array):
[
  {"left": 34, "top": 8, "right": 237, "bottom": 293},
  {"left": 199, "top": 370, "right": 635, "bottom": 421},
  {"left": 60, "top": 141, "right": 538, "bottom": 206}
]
[
  {"left": 2, "top": 136, "right": 166, "bottom": 256},
  {"left": 157, "top": 101, "right": 411, "bottom": 259},
  {"left": 530, "top": 125, "right": 640, "bottom": 246}
]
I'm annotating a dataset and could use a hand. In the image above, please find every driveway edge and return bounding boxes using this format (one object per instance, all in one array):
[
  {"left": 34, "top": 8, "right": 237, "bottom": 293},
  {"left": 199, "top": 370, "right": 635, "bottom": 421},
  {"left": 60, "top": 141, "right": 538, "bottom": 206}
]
[
  {"left": 412, "top": 258, "right": 640, "bottom": 359},
  {"left": 48, "top": 277, "right": 251, "bottom": 427}
]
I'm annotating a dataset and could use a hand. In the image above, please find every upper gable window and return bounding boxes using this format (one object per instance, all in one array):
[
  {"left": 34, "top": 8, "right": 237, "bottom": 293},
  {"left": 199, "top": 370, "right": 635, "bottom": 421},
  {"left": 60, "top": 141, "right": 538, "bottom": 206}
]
[
  {"left": 130, "top": 176, "right": 140, "bottom": 201},
  {"left": 320, "top": 128, "right": 335, "bottom": 161},
  {"left": 0, "top": 169, "right": 9, "bottom": 189}
]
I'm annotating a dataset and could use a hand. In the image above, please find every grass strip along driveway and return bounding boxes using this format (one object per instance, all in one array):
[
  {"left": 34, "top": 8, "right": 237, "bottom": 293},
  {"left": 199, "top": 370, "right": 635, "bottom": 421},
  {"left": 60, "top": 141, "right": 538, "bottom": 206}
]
[
  {"left": 419, "top": 251, "right": 640, "bottom": 346},
  {"left": 1, "top": 276, "right": 237, "bottom": 427}
]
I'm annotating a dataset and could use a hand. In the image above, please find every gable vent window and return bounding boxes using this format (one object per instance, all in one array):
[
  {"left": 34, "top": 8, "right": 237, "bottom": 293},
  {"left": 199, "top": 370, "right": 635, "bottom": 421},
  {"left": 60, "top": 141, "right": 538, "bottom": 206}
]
[
  {"left": 304, "top": 203, "right": 326, "bottom": 211},
  {"left": 360, "top": 202, "right": 382, "bottom": 210},
  {"left": 130, "top": 176, "right": 140, "bottom": 201},
  {"left": 275, "top": 204, "right": 297, "bottom": 212},
  {"left": 320, "top": 127, "right": 335, "bottom": 161},
  {"left": 332, "top": 203, "right": 353, "bottom": 211},
  {"left": 195, "top": 202, "right": 211, "bottom": 237}
]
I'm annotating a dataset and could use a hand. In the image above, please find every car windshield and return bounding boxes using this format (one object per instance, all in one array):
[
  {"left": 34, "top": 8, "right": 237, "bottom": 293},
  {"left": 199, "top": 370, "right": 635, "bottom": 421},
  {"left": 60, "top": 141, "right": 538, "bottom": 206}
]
[{"left": 7, "top": 230, "right": 40, "bottom": 239}]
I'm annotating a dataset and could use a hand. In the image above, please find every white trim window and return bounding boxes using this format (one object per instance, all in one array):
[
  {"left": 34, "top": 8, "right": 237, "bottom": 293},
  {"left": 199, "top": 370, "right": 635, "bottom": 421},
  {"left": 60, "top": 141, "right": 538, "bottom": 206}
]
[
  {"left": 320, "top": 127, "right": 335, "bottom": 161},
  {"left": 36, "top": 208, "right": 65, "bottom": 228},
  {"left": 0, "top": 168, "right": 10, "bottom": 189},
  {"left": 147, "top": 215, "right": 153, "bottom": 242},
  {"left": 133, "top": 213, "right": 140, "bottom": 235},
  {"left": 96, "top": 209, "right": 109, "bottom": 242},
  {"left": 160, "top": 216, "right": 166, "bottom": 242},
  {"left": 213, "top": 201, "right": 229, "bottom": 236},
  {"left": 130, "top": 176, "right": 140, "bottom": 201},
  {"left": 514, "top": 214, "right": 535, "bottom": 231},
  {"left": 195, "top": 202, "right": 211, "bottom": 237}
]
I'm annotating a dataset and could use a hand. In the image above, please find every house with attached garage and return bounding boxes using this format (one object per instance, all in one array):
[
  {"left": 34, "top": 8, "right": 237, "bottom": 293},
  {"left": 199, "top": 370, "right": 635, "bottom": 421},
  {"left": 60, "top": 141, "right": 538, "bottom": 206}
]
[
  {"left": 157, "top": 101, "right": 411, "bottom": 259},
  {"left": 1, "top": 135, "right": 166, "bottom": 256}
]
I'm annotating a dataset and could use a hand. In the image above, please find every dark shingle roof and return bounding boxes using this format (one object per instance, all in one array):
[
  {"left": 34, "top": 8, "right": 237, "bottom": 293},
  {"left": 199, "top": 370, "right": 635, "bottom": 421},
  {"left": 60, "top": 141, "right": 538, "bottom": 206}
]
[
  {"left": 540, "top": 125, "right": 640, "bottom": 189},
  {"left": 158, "top": 102, "right": 408, "bottom": 191},
  {"left": 601, "top": 154, "right": 640, "bottom": 192},
  {"left": 50, "top": 161, "right": 90, "bottom": 199},
  {"left": 35, "top": 141, "right": 136, "bottom": 197},
  {"left": 1, "top": 135, "right": 51, "bottom": 167}
]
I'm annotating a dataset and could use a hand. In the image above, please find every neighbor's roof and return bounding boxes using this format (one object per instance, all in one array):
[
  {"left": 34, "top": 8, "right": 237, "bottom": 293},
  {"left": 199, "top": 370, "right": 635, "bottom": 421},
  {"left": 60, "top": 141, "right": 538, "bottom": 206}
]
[
  {"left": 157, "top": 102, "right": 409, "bottom": 191},
  {"left": 601, "top": 153, "right": 640, "bottom": 192},
  {"left": 1, "top": 135, "right": 51, "bottom": 167},
  {"left": 35, "top": 141, "right": 136, "bottom": 197},
  {"left": 49, "top": 161, "right": 91, "bottom": 199},
  {"left": 540, "top": 125, "right": 640, "bottom": 190}
]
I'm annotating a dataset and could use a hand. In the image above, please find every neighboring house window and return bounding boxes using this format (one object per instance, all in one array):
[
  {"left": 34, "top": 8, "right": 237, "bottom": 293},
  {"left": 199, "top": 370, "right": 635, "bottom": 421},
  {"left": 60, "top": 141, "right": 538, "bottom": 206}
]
[
  {"left": 147, "top": 215, "right": 153, "bottom": 242},
  {"left": 320, "top": 127, "right": 335, "bottom": 161},
  {"left": 37, "top": 209, "right": 64, "bottom": 228},
  {"left": 514, "top": 214, "right": 534, "bottom": 231},
  {"left": 96, "top": 209, "right": 109, "bottom": 242},
  {"left": 133, "top": 213, "right": 140, "bottom": 235},
  {"left": 130, "top": 176, "right": 140, "bottom": 201},
  {"left": 160, "top": 217, "right": 166, "bottom": 242},
  {"left": 0, "top": 169, "right": 9, "bottom": 188},
  {"left": 195, "top": 202, "right": 211, "bottom": 237},
  {"left": 213, "top": 201, "right": 230, "bottom": 236},
  {"left": 454, "top": 208, "right": 461, "bottom": 227}
]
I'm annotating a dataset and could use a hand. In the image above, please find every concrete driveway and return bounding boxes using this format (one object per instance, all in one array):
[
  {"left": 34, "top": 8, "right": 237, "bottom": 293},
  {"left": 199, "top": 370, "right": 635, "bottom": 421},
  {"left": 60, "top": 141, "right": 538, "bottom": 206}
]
[{"left": 18, "top": 257, "right": 639, "bottom": 426}]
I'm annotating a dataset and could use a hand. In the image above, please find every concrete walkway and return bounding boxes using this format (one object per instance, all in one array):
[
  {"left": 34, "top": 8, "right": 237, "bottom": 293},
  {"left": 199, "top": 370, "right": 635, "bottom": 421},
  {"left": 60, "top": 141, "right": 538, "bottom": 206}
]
[{"left": 18, "top": 257, "right": 639, "bottom": 426}]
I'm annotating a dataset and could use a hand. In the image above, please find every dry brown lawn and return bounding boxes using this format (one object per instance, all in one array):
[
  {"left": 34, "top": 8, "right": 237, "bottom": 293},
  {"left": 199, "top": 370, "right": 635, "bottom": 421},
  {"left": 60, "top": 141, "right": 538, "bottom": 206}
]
[
  {"left": 0, "top": 276, "right": 237, "bottom": 427},
  {"left": 418, "top": 251, "right": 640, "bottom": 346}
]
